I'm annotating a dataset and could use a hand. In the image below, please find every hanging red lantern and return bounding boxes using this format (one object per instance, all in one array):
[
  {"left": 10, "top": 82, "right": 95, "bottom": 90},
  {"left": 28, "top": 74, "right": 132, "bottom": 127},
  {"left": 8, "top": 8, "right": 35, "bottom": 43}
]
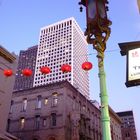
[
  {"left": 61, "top": 64, "right": 71, "bottom": 73},
  {"left": 82, "top": 62, "right": 93, "bottom": 71},
  {"left": 22, "top": 69, "right": 32, "bottom": 76},
  {"left": 40, "top": 66, "right": 51, "bottom": 74},
  {"left": 3, "top": 69, "right": 13, "bottom": 77}
]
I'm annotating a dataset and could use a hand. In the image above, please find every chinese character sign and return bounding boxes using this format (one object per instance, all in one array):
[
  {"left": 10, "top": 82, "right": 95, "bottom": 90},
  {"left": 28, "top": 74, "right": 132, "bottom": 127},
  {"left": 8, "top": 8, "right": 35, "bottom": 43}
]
[{"left": 128, "top": 48, "right": 140, "bottom": 81}]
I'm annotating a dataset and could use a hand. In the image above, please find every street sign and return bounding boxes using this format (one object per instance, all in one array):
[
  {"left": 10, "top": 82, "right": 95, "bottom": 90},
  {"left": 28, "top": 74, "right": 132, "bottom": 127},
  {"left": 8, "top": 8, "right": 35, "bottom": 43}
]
[
  {"left": 119, "top": 41, "right": 140, "bottom": 87},
  {"left": 128, "top": 48, "right": 140, "bottom": 81}
]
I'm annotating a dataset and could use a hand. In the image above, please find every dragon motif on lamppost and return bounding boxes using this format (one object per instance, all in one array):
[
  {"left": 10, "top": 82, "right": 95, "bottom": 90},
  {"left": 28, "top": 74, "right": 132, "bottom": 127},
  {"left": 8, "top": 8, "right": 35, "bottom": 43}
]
[{"left": 85, "top": 16, "right": 112, "bottom": 66}]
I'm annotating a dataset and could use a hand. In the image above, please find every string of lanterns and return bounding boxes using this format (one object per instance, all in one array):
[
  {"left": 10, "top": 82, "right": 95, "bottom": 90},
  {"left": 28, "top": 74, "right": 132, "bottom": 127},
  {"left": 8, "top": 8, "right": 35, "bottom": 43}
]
[
  {"left": 3, "top": 49, "right": 117, "bottom": 77},
  {"left": 3, "top": 61, "right": 93, "bottom": 77}
]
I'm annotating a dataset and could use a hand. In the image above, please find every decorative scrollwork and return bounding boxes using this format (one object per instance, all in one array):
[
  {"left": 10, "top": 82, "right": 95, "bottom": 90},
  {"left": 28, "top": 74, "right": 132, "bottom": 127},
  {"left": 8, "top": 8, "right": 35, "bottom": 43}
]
[{"left": 86, "top": 17, "right": 111, "bottom": 67}]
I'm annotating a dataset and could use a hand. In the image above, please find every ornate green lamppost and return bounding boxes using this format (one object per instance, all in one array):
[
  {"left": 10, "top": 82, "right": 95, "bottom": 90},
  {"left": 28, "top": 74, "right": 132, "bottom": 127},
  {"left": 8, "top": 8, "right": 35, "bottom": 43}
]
[{"left": 79, "top": 0, "right": 112, "bottom": 139}]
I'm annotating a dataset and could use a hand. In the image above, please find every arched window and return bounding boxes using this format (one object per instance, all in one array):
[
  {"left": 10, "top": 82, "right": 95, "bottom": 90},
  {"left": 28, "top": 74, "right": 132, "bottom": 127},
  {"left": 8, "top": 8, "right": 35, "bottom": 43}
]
[{"left": 48, "top": 137, "right": 55, "bottom": 140}]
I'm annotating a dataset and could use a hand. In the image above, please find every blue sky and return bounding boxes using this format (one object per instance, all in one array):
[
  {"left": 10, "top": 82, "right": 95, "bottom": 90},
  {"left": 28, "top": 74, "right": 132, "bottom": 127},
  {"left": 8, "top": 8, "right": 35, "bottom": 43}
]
[{"left": 0, "top": 0, "right": 140, "bottom": 138}]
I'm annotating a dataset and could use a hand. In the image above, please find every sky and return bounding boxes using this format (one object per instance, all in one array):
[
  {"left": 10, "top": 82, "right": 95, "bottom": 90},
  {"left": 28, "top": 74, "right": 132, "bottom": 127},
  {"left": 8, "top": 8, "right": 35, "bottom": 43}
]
[{"left": 0, "top": 0, "right": 140, "bottom": 138}]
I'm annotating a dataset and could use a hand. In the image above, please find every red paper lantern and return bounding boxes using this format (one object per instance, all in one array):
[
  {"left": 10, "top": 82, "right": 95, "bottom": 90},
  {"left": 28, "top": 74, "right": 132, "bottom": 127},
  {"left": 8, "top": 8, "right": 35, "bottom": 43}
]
[
  {"left": 82, "top": 62, "right": 93, "bottom": 71},
  {"left": 61, "top": 64, "right": 71, "bottom": 73},
  {"left": 3, "top": 69, "right": 13, "bottom": 77},
  {"left": 22, "top": 69, "right": 32, "bottom": 76},
  {"left": 40, "top": 66, "right": 51, "bottom": 74}
]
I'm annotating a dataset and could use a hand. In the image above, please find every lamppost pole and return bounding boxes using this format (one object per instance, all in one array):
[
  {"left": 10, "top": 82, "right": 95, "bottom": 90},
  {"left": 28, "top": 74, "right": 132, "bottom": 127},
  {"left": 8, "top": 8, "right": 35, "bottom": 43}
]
[
  {"left": 97, "top": 44, "right": 111, "bottom": 140},
  {"left": 79, "top": 0, "right": 112, "bottom": 139}
]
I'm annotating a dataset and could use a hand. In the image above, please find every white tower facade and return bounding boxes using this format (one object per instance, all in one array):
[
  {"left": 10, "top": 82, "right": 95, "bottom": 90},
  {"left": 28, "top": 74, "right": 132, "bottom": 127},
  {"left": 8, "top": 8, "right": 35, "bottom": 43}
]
[{"left": 33, "top": 17, "right": 89, "bottom": 98}]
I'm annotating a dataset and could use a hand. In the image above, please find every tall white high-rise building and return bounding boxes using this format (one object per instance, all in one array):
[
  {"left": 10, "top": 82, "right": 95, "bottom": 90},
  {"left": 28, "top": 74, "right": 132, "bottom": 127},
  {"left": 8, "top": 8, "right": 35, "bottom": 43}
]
[{"left": 33, "top": 17, "right": 89, "bottom": 98}]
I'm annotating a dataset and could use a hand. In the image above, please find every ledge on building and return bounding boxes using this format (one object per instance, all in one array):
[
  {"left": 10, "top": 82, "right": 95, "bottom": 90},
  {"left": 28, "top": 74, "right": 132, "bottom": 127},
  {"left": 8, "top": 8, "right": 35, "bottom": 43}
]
[
  {"left": 0, "top": 131, "right": 19, "bottom": 140},
  {"left": 0, "top": 45, "right": 16, "bottom": 63}
]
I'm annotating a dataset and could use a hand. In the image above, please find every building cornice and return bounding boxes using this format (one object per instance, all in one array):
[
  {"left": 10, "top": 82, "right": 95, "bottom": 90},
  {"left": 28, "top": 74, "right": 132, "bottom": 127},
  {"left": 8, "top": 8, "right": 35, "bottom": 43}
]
[
  {"left": 13, "top": 80, "right": 69, "bottom": 94},
  {"left": 109, "top": 106, "right": 122, "bottom": 123},
  {"left": 0, "top": 45, "right": 16, "bottom": 63}
]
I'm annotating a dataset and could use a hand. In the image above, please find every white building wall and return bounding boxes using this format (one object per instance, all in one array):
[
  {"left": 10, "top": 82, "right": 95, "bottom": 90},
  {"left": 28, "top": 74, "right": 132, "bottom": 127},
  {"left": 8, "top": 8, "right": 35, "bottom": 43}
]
[
  {"left": 33, "top": 17, "right": 89, "bottom": 98},
  {"left": 72, "top": 19, "right": 89, "bottom": 98}
]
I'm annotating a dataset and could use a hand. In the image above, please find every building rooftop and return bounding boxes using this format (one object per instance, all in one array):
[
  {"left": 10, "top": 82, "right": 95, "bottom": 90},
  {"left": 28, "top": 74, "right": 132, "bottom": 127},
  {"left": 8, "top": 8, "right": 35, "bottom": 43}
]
[
  {"left": 20, "top": 45, "right": 38, "bottom": 52},
  {"left": 116, "top": 110, "right": 133, "bottom": 117}
]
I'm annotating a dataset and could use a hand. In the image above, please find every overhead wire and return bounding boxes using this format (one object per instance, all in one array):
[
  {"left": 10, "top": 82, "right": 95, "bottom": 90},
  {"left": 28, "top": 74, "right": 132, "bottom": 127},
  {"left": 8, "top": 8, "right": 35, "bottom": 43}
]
[{"left": 87, "top": 49, "right": 120, "bottom": 56}]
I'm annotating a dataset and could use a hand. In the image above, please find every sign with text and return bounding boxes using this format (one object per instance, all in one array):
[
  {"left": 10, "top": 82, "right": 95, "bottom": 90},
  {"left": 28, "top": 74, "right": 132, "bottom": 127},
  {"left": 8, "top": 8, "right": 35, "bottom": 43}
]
[
  {"left": 119, "top": 41, "right": 140, "bottom": 87},
  {"left": 128, "top": 48, "right": 140, "bottom": 81}
]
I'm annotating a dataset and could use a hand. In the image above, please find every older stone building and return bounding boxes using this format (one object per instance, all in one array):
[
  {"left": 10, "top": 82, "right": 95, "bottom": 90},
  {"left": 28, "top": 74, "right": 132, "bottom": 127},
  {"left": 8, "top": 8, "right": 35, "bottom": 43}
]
[
  {"left": 109, "top": 107, "right": 122, "bottom": 140},
  {"left": 0, "top": 45, "right": 18, "bottom": 140},
  {"left": 8, "top": 81, "right": 122, "bottom": 140},
  {"left": 117, "top": 111, "right": 137, "bottom": 140}
]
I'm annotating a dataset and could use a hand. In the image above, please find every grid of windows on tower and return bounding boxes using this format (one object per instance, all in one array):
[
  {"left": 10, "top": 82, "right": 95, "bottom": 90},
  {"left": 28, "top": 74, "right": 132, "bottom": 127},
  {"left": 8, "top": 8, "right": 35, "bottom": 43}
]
[{"left": 34, "top": 20, "right": 73, "bottom": 86}]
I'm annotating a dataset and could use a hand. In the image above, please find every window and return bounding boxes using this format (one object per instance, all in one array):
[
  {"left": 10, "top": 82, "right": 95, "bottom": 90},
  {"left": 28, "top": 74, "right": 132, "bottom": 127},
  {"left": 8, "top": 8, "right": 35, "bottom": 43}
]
[
  {"left": 7, "top": 119, "right": 10, "bottom": 132},
  {"left": 36, "top": 95, "right": 42, "bottom": 109},
  {"left": 88, "top": 108, "right": 90, "bottom": 116},
  {"left": 51, "top": 113, "right": 56, "bottom": 126},
  {"left": 43, "top": 118, "right": 47, "bottom": 127},
  {"left": 9, "top": 100, "right": 14, "bottom": 113},
  {"left": 72, "top": 96, "right": 76, "bottom": 110},
  {"left": 20, "top": 117, "right": 25, "bottom": 129},
  {"left": 79, "top": 101, "right": 81, "bottom": 111},
  {"left": 35, "top": 115, "right": 40, "bottom": 129},
  {"left": 22, "top": 98, "right": 27, "bottom": 111},
  {"left": 44, "top": 98, "right": 48, "bottom": 105},
  {"left": 52, "top": 92, "right": 58, "bottom": 107},
  {"left": 83, "top": 105, "right": 86, "bottom": 111}
]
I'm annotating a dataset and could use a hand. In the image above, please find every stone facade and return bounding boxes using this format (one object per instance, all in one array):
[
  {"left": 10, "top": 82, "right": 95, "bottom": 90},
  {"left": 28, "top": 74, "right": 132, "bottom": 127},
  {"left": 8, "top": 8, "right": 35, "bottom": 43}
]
[
  {"left": 8, "top": 81, "right": 122, "bottom": 140},
  {"left": 109, "top": 107, "right": 122, "bottom": 140},
  {"left": 0, "top": 45, "right": 18, "bottom": 140}
]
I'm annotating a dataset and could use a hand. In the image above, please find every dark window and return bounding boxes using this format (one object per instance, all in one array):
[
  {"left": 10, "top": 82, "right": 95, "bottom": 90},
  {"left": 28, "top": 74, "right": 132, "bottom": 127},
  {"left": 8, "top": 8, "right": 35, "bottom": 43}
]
[
  {"left": 49, "top": 137, "right": 56, "bottom": 140},
  {"left": 9, "top": 100, "right": 14, "bottom": 113},
  {"left": 35, "top": 115, "right": 40, "bottom": 129},
  {"left": 33, "top": 138, "right": 38, "bottom": 140},
  {"left": 7, "top": 119, "right": 11, "bottom": 132},
  {"left": 51, "top": 113, "right": 56, "bottom": 126}
]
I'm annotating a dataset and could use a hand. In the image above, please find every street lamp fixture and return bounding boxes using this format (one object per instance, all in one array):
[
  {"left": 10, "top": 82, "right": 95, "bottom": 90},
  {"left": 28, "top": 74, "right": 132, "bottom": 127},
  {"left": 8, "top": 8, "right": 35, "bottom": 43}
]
[
  {"left": 79, "top": 0, "right": 112, "bottom": 140},
  {"left": 79, "top": 0, "right": 111, "bottom": 51}
]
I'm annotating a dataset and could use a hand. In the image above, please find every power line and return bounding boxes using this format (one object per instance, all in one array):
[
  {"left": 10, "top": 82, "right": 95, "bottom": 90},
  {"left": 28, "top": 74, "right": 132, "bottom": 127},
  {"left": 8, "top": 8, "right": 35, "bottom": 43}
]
[{"left": 87, "top": 49, "right": 119, "bottom": 56}]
